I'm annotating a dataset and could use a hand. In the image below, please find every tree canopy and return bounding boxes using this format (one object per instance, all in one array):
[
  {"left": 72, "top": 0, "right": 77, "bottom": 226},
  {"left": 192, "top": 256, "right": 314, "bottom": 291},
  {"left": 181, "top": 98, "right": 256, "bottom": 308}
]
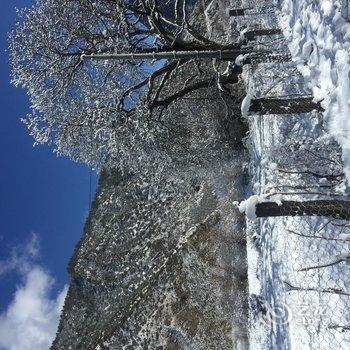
[{"left": 10, "top": 0, "right": 241, "bottom": 174}]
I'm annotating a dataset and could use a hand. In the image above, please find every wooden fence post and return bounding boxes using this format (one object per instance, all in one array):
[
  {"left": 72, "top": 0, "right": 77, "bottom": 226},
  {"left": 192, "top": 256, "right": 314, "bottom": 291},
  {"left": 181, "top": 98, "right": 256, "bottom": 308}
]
[
  {"left": 241, "top": 52, "right": 291, "bottom": 65},
  {"left": 243, "top": 28, "right": 282, "bottom": 41},
  {"left": 248, "top": 97, "right": 324, "bottom": 115}
]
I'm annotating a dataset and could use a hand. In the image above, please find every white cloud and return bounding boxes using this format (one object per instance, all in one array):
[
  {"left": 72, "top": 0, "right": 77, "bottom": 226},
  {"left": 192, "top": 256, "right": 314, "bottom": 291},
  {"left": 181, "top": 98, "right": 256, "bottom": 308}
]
[
  {"left": 0, "top": 233, "right": 39, "bottom": 276},
  {"left": 0, "top": 235, "right": 67, "bottom": 350}
]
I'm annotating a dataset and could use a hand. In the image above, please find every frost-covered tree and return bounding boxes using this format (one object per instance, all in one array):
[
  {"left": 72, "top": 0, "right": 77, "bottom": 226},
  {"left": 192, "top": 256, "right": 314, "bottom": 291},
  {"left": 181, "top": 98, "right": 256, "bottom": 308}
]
[
  {"left": 11, "top": 3, "right": 250, "bottom": 348},
  {"left": 10, "top": 0, "right": 241, "bottom": 173}
]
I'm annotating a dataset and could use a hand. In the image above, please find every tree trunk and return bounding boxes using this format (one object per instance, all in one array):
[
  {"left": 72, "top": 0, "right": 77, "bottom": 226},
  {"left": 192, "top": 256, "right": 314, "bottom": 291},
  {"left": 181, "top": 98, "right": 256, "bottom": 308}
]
[
  {"left": 249, "top": 97, "right": 324, "bottom": 115},
  {"left": 82, "top": 49, "right": 293, "bottom": 66},
  {"left": 256, "top": 200, "right": 350, "bottom": 220},
  {"left": 82, "top": 48, "right": 262, "bottom": 62}
]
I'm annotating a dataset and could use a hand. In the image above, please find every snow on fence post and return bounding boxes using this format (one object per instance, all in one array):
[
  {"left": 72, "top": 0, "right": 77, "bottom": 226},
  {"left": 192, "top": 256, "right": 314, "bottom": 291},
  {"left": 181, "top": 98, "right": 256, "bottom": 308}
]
[
  {"left": 248, "top": 96, "right": 324, "bottom": 115},
  {"left": 255, "top": 200, "right": 350, "bottom": 220}
]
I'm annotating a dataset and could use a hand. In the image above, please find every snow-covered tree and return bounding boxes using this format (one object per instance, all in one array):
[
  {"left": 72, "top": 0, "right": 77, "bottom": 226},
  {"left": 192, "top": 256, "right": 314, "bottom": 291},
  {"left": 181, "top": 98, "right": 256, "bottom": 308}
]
[{"left": 10, "top": 0, "right": 241, "bottom": 173}]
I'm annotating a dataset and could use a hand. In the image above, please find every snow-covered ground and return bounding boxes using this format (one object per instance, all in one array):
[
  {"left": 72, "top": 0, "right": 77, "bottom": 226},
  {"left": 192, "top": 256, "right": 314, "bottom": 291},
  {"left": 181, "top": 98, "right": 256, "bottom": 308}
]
[
  {"left": 232, "top": 0, "right": 350, "bottom": 348},
  {"left": 280, "top": 0, "right": 350, "bottom": 182}
]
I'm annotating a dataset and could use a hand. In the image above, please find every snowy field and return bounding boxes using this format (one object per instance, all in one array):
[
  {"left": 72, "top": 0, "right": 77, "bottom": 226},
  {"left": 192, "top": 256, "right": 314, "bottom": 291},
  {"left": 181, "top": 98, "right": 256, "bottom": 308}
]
[
  {"left": 232, "top": 0, "right": 350, "bottom": 349},
  {"left": 280, "top": 0, "right": 350, "bottom": 181}
]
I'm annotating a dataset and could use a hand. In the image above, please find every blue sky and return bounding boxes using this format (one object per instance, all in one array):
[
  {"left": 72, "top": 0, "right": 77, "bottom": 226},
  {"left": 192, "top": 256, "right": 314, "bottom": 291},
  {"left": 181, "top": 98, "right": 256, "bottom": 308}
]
[{"left": 0, "top": 0, "right": 97, "bottom": 342}]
